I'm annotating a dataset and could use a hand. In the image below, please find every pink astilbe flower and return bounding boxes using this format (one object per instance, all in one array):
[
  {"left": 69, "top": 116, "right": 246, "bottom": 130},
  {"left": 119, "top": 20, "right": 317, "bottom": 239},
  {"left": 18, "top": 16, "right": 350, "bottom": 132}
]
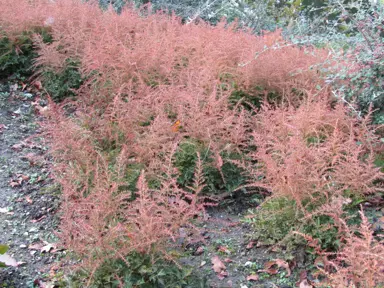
[
  {"left": 297, "top": 208, "right": 384, "bottom": 288},
  {"left": 248, "top": 96, "right": 383, "bottom": 209}
]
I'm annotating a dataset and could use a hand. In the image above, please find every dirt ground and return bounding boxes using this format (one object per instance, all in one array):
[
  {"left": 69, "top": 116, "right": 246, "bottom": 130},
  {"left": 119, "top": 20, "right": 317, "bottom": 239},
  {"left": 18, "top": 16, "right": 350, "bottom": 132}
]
[{"left": 0, "top": 81, "right": 62, "bottom": 288}]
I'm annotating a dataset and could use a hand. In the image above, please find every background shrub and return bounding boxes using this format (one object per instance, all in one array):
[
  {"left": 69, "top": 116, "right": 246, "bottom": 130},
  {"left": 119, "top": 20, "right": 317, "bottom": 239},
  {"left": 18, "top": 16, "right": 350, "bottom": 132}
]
[{"left": 286, "top": 0, "right": 384, "bottom": 122}]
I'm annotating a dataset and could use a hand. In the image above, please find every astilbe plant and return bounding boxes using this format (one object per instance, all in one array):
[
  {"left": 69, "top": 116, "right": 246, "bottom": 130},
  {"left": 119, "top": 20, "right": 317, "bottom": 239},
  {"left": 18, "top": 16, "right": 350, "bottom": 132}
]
[
  {"left": 44, "top": 104, "right": 208, "bottom": 273},
  {"left": 297, "top": 206, "right": 384, "bottom": 288},
  {"left": 0, "top": 0, "right": 330, "bottom": 164},
  {"left": 246, "top": 95, "right": 383, "bottom": 211},
  {"left": 1, "top": 0, "right": 362, "bottom": 281}
]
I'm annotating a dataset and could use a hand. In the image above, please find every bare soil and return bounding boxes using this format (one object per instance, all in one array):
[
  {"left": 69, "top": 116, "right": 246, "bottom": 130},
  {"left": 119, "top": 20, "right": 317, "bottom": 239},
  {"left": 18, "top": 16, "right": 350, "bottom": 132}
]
[{"left": 0, "top": 81, "right": 62, "bottom": 288}]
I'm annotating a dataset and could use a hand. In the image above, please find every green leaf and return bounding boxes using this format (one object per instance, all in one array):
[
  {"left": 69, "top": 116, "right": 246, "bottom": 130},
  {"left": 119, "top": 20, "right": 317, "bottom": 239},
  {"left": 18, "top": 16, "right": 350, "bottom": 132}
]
[{"left": 0, "top": 244, "right": 8, "bottom": 255}]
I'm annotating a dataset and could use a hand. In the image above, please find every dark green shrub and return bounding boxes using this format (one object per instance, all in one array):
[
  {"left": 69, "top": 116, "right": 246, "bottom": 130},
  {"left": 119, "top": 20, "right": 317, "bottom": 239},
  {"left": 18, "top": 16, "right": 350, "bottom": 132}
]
[
  {"left": 287, "top": 0, "right": 384, "bottom": 120},
  {"left": 41, "top": 58, "right": 83, "bottom": 102},
  {"left": 72, "top": 252, "right": 207, "bottom": 288},
  {"left": 0, "top": 28, "right": 51, "bottom": 79},
  {"left": 174, "top": 140, "right": 246, "bottom": 195}
]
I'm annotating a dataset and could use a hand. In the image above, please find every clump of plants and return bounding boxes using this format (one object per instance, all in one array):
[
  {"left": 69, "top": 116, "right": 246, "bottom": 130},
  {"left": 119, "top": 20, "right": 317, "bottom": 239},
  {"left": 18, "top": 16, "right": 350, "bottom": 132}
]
[
  {"left": 2, "top": 0, "right": 383, "bottom": 287},
  {"left": 73, "top": 252, "right": 207, "bottom": 288},
  {"left": 39, "top": 58, "right": 83, "bottom": 102},
  {"left": 296, "top": 207, "right": 384, "bottom": 287},
  {"left": 0, "top": 27, "right": 51, "bottom": 79},
  {"left": 174, "top": 139, "right": 246, "bottom": 195},
  {"left": 243, "top": 95, "right": 383, "bottom": 285}
]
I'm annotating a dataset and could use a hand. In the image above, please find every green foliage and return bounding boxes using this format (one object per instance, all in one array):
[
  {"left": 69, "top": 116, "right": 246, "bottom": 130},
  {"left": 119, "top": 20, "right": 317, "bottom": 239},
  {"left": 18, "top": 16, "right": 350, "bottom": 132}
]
[
  {"left": 0, "top": 244, "right": 9, "bottom": 268},
  {"left": 245, "top": 197, "right": 302, "bottom": 245},
  {"left": 174, "top": 140, "right": 246, "bottom": 195},
  {"left": 41, "top": 58, "right": 83, "bottom": 102},
  {"left": 246, "top": 195, "right": 366, "bottom": 252},
  {"left": 302, "top": 215, "right": 341, "bottom": 251},
  {"left": 98, "top": 0, "right": 128, "bottom": 13},
  {"left": 133, "top": 0, "right": 279, "bottom": 32},
  {"left": 287, "top": 0, "right": 384, "bottom": 117},
  {"left": 0, "top": 28, "right": 51, "bottom": 79},
  {"left": 73, "top": 252, "right": 207, "bottom": 288},
  {"left": 228, "top": 89, "right": 262, "bottom": 111}
]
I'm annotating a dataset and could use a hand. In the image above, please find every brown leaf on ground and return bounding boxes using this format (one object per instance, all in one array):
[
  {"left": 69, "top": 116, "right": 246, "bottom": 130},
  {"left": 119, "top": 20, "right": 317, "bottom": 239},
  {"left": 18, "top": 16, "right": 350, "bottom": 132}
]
[
  {"left": 28, "top": 243, "right": 44, "bottom": 250},
  {"left": 223, "top": 258, "right": 233, "bottom": 263},
  {"left": 246, "top": 274, "right": 259, "bottom": 281},
  {"left": 217, "top": 271, "right": 228, "bottom": 280},
  {"left": 275, "top": 259, "right": 291, "bottom": 276},
  {"left": 31, "top": 215, "right": 46, "bottom": 223},
  {"left": 259, "top": 259, "right": 291, "bottom": 276},
  {"left": 211, "top": 255, "right": 226, "bottom": 275},
  {"left": 17, "top": 174, "right": 30, "bottom": 182},
  {"left": 9, "top": 180, "right": 21, "bottom": 188},
  {"left": 11, "top": 143, "right": 24, "bottom": 151},
  {"left": 194, "top": 246, "right": 204, "bottom": 255},
  {"left": 298, "top": 279, "right": 314, "bottom": 288},
  {"left": 218, "top": 246, "right": 231, "bottom": 254},
  {"left": 246, "top": 240, "right": 256, "bottom": 249},
  {"left": 41, "top": 243, "right": 57, "bottom": 253},
  {"left": 33, "top": 81, "right": 43, "bottom": 90},
  {"left": 25, "top": 196, "right": 33, "bottom": 204},
  {"left": 296, "top": 270, "right": 316, "bottom": 287},
  {"left": 0, "top": 254, "right": 18, "bottom": 267}
]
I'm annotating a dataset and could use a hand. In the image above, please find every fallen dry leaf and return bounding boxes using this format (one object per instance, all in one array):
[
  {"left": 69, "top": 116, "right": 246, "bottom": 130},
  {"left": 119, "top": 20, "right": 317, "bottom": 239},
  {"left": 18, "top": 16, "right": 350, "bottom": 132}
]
[
  {"left": 296, "top": 270, "right": 314, "bottom": 288},
  {"left": 211, "top": 255, "right": 226, "bottom": 274},
  {"left": 0, "top": 254, "right": 18, "bottom": 267},
  {"left": 217, "top": 271, "right": 228, "bottom": 280},
  {"left": 31, "top": 99, "right": 49, "bottom": 115},
  {"left": 0, "top": 207, "right": 14, "bottom": 215},
  {"left": 224, "top": 258, "right": 233, "bottom": 263},
  {"left": 298, "top": 279, "right": 313, "bottom": 288},
  {"left": 259, "top": 259, "right": 291, "bottom": 276},
  {"left": 9, "top": 180, "right": 21, "bottom": 188},
  {"left": 33, "top": 279, "right": 55, "bottom": 288},
  {"left": 41, "top": 243, "right": 57, "bottom": 253},
  {"left": 18, "top": 174, "right": 30, "bottom": 182},
  {"left": 28, "top": 243, "right": 44, "bottom": 250},
  {"left": 218, "top": 246, "right": 231, "bottom": 255},
  {"left": 25, "top": 196, "right": 33, "bottom": 204},
  {"left": 195, "top": 246, "right": 204, "bottom": 255},
  {"left": 33, "top": 81, "right": 43, "bottom": 90},
  {"left": 11, "top": 143, "right": 24, "bottom": 151},
  {"left": 246, "top": 274, "right": 259, "bottom": 281},
  {"left": 31, "top": 215, "right": 46, "bottom": 223},
  {"left": 246, "top": 241, "right": 256, "bottom": 250},
  {"left": 275, "top": 259, "right": 291, "bottom": 276}
]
